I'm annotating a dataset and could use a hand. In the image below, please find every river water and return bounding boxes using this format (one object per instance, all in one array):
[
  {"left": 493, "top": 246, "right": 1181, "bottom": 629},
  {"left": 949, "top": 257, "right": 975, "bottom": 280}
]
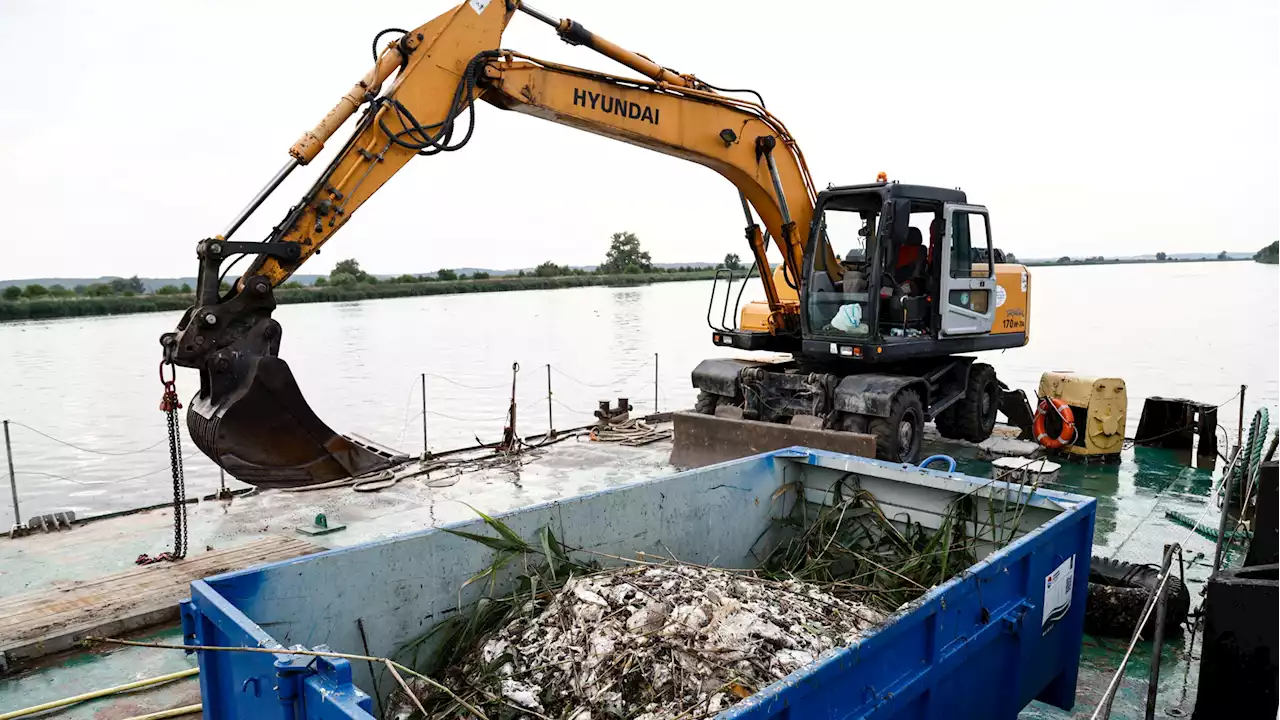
[{"left": 1, "top": 262, "right": 1275, "bottom": 524}]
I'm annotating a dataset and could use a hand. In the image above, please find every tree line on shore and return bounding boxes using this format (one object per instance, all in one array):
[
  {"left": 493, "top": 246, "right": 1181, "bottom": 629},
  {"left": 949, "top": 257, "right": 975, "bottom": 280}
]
[
  {"left": 314, "top": 232, "right": 719, "bottom": 288},
  {"left": 1254, "top": 241, "right": 1278, "bottom": 265},
  {"left": 1028, "top": 250, "right": 1243, "bottom": 266},
  {"left": 0, "top": 232, "right": 750, "bottom": 321},
  {"left": 2, "top": 231, "right": 738, "bottom": 302}
]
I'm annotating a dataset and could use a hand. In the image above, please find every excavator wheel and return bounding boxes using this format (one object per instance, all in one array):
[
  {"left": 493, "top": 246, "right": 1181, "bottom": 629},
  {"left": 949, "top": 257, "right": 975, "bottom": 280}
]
[
  {"left": 933, "top": 408, "right": 959, "bottom": 439},
  {"left": 694, "top": 391, "right": 720, "bottom": 415},
  {"left": 935, "top": 363, "right": 999, "bottom": 442},
  {"left": 870, "top": 389, "right": 924, "bottom": 463},
  {"left": 831, "top": 411, "right": 870, "bottom": 434}
]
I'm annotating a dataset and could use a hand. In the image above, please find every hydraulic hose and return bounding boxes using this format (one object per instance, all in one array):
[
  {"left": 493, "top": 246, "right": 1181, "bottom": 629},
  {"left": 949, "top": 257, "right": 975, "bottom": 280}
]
[
  {"left": 122, "top": 705, "right": 202, "bottom": 720},
  {"left": 918, "top": 454, "right": 957, "bottom": 472}
]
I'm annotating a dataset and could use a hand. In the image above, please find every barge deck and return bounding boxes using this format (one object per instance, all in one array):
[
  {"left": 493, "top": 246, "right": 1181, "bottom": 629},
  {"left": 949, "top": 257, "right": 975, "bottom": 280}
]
[{"left": 0, "top": 423, "right": 1240, "bottom": 719}]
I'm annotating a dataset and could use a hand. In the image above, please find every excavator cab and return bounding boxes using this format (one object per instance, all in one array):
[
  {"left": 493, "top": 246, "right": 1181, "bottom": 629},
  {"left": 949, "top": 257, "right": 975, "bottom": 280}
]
[
  {"left": 798, "top": 181, "right": 1027, "bottom": 358},
  {"left": 714, "top": 181, "right": 1028, "bottom": 359},
  {"left": 683, "top": 180, "right": 1032, "bottom": 465}
]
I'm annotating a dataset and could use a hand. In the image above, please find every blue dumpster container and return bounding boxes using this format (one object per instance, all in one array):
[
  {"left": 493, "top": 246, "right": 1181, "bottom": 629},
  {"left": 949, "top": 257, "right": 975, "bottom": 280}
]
[{"left": 182, "top": 447, "right": 1095, "bottom": 719}]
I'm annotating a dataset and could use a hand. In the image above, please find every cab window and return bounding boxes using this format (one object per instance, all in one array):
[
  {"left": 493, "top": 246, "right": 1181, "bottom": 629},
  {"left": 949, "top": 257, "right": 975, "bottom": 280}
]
[
  {"left": 805, "top": 208, "right": 872, "bottom": 338},
  {"left": 950, "top": 211, "right": 992, "bottom": 279}
]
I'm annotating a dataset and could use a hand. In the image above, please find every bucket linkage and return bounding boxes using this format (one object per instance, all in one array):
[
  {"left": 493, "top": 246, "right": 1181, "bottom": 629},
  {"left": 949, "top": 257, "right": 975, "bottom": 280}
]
[{"left": 161, "top": 239, "right": 405, "bottom": 489}]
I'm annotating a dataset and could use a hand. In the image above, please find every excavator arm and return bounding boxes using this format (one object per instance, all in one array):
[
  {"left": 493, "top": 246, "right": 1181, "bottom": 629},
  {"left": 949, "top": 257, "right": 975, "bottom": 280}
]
[
  {"left": 164, "top": 0, "right": 821, "bottom": 488},
  {"left": 480, "top": 52, "right": 813, "bottom": 295}
]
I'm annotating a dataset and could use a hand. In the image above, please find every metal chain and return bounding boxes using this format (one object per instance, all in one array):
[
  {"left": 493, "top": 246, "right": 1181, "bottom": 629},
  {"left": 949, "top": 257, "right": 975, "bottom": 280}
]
[
  {"left": 164, "top": 391, "right": 188, "bottom": 560},
  {"left": 139, "top": 361, "right": 187, "bottom": 564}
]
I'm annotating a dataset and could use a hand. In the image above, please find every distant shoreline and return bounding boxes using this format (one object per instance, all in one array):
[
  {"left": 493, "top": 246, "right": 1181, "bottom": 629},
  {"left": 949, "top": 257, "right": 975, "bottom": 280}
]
[
  {"left": 0, "top": 270, "right": 721, "bottom": 322},
  {"left": 1019, "top": 256, "right": 1251, "bottom": 267},
  {"left": 1, "top": 255, "right": 1266, "bottom": 323}
]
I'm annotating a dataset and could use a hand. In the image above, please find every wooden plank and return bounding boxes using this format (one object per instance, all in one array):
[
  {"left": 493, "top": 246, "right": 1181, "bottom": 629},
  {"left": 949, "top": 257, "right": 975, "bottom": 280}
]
[
  {"left": 0, "top": 542, "right": 312, "bottom": 627},
  {"left": 0, "top": 536, "right": 319, "bottom": 670}
]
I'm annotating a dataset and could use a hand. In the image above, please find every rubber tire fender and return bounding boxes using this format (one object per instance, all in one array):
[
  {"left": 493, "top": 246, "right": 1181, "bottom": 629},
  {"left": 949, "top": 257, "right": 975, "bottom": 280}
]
[{"left": 1084, "top": 556, "right": 1190, "bottom": 638}]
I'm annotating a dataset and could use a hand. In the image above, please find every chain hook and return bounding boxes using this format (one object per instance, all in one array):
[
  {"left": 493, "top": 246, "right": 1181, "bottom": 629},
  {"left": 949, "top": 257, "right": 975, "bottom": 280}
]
[{"left": 158, "top": 360, "right": 182, "bottom": 412}]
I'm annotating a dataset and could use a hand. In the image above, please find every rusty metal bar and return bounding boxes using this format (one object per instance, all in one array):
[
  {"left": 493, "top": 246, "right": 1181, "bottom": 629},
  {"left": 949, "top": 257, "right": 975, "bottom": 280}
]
[
  {"left": 1145, "top": 544, "right": 1174, "bottom": 719},
  {"left": 1237, "top": 384, "right": 1246, "bottom": 449},
  {"left": 547, "top": 364, "right": 555, "bottom": 438},
  {"left": 501, "top": 363, "right": 520, "bottom": 451},
  {"left": 1214, "top": 445, "right": 1241, "bottom": 572},
  {"left": 654, "top": 353, "right": 659, "bottom": 413},
  {"left": 421, "top": 373, "right": 429, "bottom": 455},
  {"left": 215, "top": 467, "right": 233, "bottom": 501},
  {"left": 4, "top": 420, "right": 20, "bottom": 529}
]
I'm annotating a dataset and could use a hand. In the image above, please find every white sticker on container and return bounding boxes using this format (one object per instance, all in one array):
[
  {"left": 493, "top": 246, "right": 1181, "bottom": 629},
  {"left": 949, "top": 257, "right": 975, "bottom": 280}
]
[
  {"left": 995, "top": 284, "right": 1007, "bottom": 308},
  {"left": 469, "top": 0, "right": 491, "bottom": 14},
  {"left": 1042, "top": 555, "right": 1075, "bottom": 634},
  {"left": 1020, "top": 272, "right": 1028, "bottom": 292}
]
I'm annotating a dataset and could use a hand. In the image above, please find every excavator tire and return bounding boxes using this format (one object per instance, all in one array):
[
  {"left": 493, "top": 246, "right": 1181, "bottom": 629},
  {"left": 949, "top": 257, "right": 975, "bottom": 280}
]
[
  {"left": 694, "top": 391, "right": 720, "bottom": 416},
  {"left": 935, "top": 363, "right": 999, "bottom": 442},
  {"left": 832, "top": 411, "right": 870, "bottom": 434},
  {"left": 870, "top": 389, "right": 924, "bottom": 463},
  {"left": 933, "top": 404, "right": 959, "bottom": 439}
]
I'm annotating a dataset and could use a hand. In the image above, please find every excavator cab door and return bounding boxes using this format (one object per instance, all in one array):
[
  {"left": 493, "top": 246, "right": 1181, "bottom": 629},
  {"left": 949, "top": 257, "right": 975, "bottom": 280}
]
[{"left": 938, "top": 203, "right": 996, "bottom": 336}]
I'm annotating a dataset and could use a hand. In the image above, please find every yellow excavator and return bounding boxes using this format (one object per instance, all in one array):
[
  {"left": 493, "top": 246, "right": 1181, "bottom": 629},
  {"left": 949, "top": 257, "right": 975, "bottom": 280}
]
[{"left": 163, "top": 0, "right": 1033, "bottom": 488}]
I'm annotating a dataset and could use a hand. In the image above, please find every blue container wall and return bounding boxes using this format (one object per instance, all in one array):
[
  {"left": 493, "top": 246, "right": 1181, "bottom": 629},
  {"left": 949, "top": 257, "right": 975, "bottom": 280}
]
[
  {"left": 728, "top": 452, "right": 1096, "bottom": 718},
  {"left": 186, "top": 451, "right": 795, "bottom": 720},
  {"left": 185, "top": 448, "right": 1095, "bottom": 720}
]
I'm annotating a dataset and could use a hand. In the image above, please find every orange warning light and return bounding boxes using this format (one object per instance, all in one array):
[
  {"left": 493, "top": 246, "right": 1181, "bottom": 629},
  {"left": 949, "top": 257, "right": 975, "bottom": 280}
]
[{"left": 876, "top": 172, "right": 888, "bottom": 183}]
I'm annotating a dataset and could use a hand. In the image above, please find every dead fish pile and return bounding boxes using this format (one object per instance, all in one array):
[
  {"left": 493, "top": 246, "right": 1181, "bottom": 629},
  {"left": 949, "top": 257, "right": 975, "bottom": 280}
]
[{"left": 392, "top": 563, "right": 884, "bottom": 720}]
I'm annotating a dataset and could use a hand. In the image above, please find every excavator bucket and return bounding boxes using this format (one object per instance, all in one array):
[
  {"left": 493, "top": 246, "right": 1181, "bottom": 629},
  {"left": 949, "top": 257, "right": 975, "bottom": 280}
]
[
  {"left": 670, "top": 411, "right": 876, "bottom": 468},
  {"left": 186, "top": 354, "right": 405, "bottom": 489},
  {"left": 997, "top": 382, "right": 1036, "bottom": 441}
]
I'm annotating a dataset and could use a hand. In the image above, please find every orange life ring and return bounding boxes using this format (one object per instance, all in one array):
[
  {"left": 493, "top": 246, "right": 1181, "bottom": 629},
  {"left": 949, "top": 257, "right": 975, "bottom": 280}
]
[{"left": 1034, "top": 398, "right": 1077, "bottom": 449}]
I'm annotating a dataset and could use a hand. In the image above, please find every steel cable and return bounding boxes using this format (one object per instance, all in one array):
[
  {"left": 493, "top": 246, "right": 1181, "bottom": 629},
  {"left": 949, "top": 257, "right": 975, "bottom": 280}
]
[
  {"left": 550, "top": 360, "right": 652, "bottom": 389},
  {"left": 420, "top": 372, "right": 511, "bottom": 390},
  {"left": 15, "top": 454, "right": 198, "bottom": 486},
  {"left": 7, "top": 421, "right": 165, "bottom": 456}
]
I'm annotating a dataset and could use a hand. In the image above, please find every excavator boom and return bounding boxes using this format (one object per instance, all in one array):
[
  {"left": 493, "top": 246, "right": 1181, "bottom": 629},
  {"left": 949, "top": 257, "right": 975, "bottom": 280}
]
[{"left": 164, "top": 0, "right": 820, "bottom": 487}]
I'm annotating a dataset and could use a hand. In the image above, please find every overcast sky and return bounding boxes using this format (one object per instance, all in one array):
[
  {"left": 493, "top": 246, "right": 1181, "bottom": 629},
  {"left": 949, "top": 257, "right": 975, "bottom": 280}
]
[{"left": 0, "top": 0, "right": 1276, "bottom": 279}]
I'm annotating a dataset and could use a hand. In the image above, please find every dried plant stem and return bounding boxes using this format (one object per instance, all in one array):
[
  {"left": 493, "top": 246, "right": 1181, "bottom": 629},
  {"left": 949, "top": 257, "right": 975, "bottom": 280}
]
[
  {"left": 83, "top": 636, "right": 489, "bottom": 720},
  {"left": 385, "top": 660, "right": 432, "bottom": 718},
  {"left": 847, "top": 549, "right": 927, "bottom": 590}
]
